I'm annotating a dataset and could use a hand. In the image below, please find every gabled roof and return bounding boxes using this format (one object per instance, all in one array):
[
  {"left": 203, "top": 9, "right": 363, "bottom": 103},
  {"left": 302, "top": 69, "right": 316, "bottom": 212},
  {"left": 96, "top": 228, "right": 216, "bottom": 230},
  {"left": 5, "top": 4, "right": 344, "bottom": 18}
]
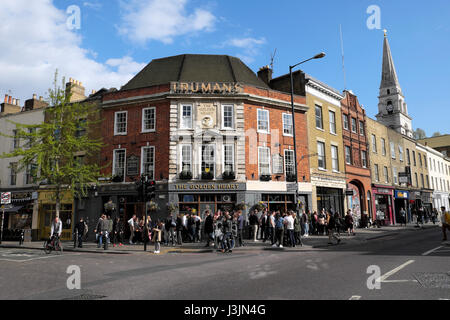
[{"left": 121, "top": 54, "right": 269, "bottom": 91}]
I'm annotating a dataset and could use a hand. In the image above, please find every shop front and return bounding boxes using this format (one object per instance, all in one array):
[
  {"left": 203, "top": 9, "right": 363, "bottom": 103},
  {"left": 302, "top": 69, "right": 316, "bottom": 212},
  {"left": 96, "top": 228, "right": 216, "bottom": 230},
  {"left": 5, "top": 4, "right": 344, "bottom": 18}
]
[
  {"left": 38, "top": 189, "right": 74, "bottom": 241},
  {"left": 316, "top": 187, "right": 345, "bottom": 216},
  {"left": 394, "top": 190, "right": 409, "bottom": 224},
  {"left": 372, "top": 185, "right": 395, "bottom": 225}
]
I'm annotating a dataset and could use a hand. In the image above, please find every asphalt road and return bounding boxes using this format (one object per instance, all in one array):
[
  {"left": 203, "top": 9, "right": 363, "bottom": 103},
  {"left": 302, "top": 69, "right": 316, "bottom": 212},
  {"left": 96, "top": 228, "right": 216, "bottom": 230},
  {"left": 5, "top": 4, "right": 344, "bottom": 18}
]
[{"left": 0, "top": 226, "right": 448, "bottom": 300}]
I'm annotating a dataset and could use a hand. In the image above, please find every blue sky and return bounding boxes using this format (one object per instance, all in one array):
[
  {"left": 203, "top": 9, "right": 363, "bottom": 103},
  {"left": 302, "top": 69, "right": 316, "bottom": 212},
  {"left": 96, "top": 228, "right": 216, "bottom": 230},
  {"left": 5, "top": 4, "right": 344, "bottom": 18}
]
[{"left": 1, "top": 0, "right": 449, "bottom": 136}]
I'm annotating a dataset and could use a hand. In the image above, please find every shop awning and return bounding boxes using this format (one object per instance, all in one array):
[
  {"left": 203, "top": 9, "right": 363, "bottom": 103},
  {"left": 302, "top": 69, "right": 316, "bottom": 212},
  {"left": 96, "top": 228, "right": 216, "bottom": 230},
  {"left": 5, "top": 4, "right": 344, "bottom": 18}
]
[{"left": 1, "top": 205, "right": 24, "bottom": 213}]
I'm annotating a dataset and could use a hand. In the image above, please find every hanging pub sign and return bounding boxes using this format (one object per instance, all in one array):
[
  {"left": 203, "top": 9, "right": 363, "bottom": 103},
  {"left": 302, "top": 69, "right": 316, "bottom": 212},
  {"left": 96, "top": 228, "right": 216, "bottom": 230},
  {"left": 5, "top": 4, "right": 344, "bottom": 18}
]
[{"left": 170, "top": 82, "right": 244, "bottom": 95}]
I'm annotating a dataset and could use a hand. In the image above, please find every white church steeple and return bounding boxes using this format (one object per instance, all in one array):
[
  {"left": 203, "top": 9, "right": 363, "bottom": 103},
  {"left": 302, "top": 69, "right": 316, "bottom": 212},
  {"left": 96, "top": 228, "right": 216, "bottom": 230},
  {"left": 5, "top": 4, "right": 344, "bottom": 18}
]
[{"left": 376, "top": 30, "right": 413, "bottom": 138}]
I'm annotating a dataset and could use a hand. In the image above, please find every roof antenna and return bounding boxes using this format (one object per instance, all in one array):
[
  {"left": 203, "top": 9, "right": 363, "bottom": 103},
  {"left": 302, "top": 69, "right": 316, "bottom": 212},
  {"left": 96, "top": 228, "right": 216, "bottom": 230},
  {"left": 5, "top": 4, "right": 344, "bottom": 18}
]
[
  {"left": 339, "top": 24, "right": 347, "bottom": 91},
  {"left": 270, "top": 48, "right": 277, "bottom": 72}
]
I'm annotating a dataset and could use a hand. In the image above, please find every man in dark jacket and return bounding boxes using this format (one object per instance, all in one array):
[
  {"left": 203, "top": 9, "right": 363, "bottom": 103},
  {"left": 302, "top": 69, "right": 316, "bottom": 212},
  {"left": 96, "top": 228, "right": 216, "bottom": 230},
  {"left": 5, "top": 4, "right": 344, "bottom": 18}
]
[
  {"left": 94, "top": 214, "right": 109, "bottom": 248},
  {"left": 204, "top": 210, "right": 214, "bottom": 247},
  {"left": 75, "top": 218, "right": 86, "bottom": 248},
  {"left": 327, "top": 211, "right": 341, "bottom": 245},
  {"left": 164, "top": 215, "right": 175, "bottom": 246},
  {"left": 176, "top": 213, "right": 183, "bottom": 246},
  {"left": 249, "top": 210, "right": 259, "bottom": 241}
]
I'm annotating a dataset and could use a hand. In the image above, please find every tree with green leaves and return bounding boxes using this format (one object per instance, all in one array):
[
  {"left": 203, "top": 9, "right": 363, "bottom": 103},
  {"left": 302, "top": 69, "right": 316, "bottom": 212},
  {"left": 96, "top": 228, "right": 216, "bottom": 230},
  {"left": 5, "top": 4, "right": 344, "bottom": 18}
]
[
  {"left": 413, "top": 128, "right": 427, "bottom": 140},
  {"left": 432, "top": 132, "right": 442, "bottom": 137},
  {"left": 0, "top": 71, "right": 103, "bottom": 218}
]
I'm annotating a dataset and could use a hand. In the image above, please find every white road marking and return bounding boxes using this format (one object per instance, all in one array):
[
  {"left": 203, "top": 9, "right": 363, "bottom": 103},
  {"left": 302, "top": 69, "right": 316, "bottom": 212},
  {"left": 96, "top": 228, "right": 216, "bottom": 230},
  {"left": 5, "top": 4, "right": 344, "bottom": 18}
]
[
  {"left": 422, "top": 246, "right": 443, "bottom": 256},
  {"left": 349, "top": 295, "right": 361, "bottom": 300},
  {"left": 376, "top": 260, "right": 415, "bottom": 283},
  {"left": 381, "top": 280, "right": 418, "bottom": 283}
]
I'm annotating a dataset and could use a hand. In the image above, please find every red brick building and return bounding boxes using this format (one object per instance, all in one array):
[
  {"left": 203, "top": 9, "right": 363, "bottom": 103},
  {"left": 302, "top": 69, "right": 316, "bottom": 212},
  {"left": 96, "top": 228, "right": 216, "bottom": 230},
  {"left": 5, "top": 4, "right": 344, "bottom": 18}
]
[
  {"left": 340, "top": 90, "right": 373, "bottom": 220},
  {"left": 91, "top": 54, "right": 310, "bottom": 224}
]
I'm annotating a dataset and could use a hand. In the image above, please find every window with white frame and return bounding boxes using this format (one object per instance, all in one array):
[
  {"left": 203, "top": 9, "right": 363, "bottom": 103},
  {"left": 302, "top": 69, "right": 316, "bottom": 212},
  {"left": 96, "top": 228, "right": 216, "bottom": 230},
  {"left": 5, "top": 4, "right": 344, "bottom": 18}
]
[
  {"left": 381, "top": 138, "right": 386, "bottom": 156},
  {"left": 390, "top": 142, "right": 396, "bottom": 159},
  {"left": 284, "top": 150, "right": 295, "bottom": 176},
  {"left": 315, "top": 106, "right": 323, "bottom": 129},
  {"left": 359, "top": 121, "right": 365, "bottom": 135},
  {"left": 317, "top": 141, "right": 326, "bottom": 169},
  {"left": 258, "top": 147, "right": 271, "bottom": 175},
  {"left": 223, "top": 144, "right": 235, "bottom": 173},
  {"left": 361, "top": 150, "right": 368, "bottom": 168},
  {"left": 10, "top": 162, "right": 18, "bottom": 186},
  {"left": 201, "top": 145, "right": 215, "bottom": 176},
  {"left": 351, "top": 117, "right": 357, "bottom": 133},
  {"left": 141, "top": 146, "right": 155, "bottom": 179},
  {"left": 399, "top": 146, "right": 403, "bottom": 162},
  {"left": 372, "top": 135, "right": 377, "bottom": 153},
  {"left": 181, "top": 145, "right": 192, "bottom": 172},
  {"left": 113, "top": 149, "right": 126, "bottom": 180},
  {"left": 374, "top": 164, "right": 379, "bottom": 182},
  {"left": 345, "top": 146, "right": 352, "bottom": 165},
  {"left": 343, "top": 114, "right": 349, "bottom": 130},
  {"left": 222, "top": 105, "right": 234, "bottom": 129},
  {"left": 181, "top": 105, "right": 193, "bottom": 129},
  {"left": 114, "top": 111, "right": 127, "bottom": 135},
  {"left": 329, "top": 111, "right": 336, "bottom": 134},
  {"left": 257, "top": 109, "right": 269, "bottom": 133},
  {"left": 331, "top": 145, "right": 339, "bottom": 172},
  {"left": 26, "top": 163, "right": 38, "bottom": 185},
  {"left": 142, "top": 107, "right": 156, "bottom": 132},
  {"left": 282, "top": 113, "right": 293, "bottom": 136}
]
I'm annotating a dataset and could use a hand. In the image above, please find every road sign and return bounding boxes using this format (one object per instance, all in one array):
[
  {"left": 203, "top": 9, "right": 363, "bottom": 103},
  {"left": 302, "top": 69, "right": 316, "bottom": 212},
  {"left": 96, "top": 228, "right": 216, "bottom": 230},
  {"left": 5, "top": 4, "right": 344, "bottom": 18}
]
[{"left": 1, "top": 192, "right": 11, "bottom": 205}]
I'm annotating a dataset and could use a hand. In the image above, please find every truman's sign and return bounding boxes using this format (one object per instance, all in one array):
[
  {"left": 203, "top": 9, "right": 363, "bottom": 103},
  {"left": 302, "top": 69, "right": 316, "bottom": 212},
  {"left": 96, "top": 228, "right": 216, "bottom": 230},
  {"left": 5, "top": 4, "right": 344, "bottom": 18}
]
[{"left": 171, "top": 82, "right": 244, "bottom": 95}]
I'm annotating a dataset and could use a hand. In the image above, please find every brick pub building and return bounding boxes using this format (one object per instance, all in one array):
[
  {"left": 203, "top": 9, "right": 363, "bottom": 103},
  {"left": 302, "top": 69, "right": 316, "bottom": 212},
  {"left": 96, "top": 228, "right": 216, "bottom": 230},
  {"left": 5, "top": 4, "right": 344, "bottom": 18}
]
[{"left": 88, "top": 54, "right": 311, "bottom": 230}]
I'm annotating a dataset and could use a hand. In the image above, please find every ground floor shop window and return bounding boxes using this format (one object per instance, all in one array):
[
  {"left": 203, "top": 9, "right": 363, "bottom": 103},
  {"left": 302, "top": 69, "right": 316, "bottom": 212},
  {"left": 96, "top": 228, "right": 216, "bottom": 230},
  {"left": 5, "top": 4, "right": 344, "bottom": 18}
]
[
  {"left": 40, "top": 203, "right": 73, "bottom": 240},
  {"left": 316, "top": 187, "right": 344, "bottom": 216},
  {"left": 375, "top": 195, "right": 391, "bottom": 225},
  {"left": 261, "top": 194, "right": 295, "bottom": 213}
]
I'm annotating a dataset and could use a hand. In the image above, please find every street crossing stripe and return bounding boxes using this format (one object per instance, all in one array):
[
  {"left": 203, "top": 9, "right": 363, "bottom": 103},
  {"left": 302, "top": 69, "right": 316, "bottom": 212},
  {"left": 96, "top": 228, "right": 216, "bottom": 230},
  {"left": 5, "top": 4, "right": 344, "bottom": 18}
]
[
  {"left": 376, "top": 260, "right": 415, "bottom": 283},
  {"left": 349, "top": 296, "right": 361, "bottom": 300},
  {"left": 422, "top": 246, "right": 443, "bottom": 256}
]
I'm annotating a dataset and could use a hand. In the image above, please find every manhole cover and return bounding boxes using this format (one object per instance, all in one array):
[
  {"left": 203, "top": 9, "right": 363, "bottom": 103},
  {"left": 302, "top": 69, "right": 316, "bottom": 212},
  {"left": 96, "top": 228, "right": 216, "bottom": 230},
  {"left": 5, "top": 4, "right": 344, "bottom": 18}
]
[
  {"left": 413, "top": 273, "right": 450, "bottom": 289},
  {"left": 63, "top": 293, "right": 107, "bottom": 300}
]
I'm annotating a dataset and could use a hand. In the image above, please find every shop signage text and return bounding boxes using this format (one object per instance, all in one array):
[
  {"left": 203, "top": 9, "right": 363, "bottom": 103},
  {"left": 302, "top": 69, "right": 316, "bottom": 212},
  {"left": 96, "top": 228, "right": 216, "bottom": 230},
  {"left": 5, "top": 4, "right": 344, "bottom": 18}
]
[
  {"left": 171, "top": 82, "right": 244, "bottom": 95},
  {"left": 174, "top": 183, "right": 240, "bottom": 191}
]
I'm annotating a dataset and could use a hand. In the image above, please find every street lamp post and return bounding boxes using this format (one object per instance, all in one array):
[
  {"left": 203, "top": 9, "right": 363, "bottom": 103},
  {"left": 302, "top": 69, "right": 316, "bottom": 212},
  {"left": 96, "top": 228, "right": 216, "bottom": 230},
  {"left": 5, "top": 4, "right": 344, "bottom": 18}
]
[{"left": 289, "top": 52, "right": 326, "bottom": 215}]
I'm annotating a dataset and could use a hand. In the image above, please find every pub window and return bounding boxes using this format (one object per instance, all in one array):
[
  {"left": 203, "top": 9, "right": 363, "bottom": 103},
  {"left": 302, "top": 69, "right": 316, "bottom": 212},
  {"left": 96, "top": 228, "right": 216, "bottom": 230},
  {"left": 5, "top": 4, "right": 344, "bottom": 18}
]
[
  {"left": 258, "top": 147, "right": 271, "bottom": 175},
  {"left": 181, "top": 105, "right": 193, "bottom": 129},
  {"left": 113, "top": 149, "right": 126, "bottom": 181},
  {"left": 142, "top": 107, "right": 156, "bottom": 132},
  {"left": 141, "top": 146, "right": 155, "bottom": 179},
  {"left": 222, "top": 105, "right": 234, "bottom": 129},
  {"left": 315, "top": 106, "right": 323, "bottom": 130},
  {"left": 202, "top": 145, "right": 215, "bottom": 176},
  {"left": 284, "top": 150, "right": 295, "bottom": 176},
  {"left": 317, "top": 141, "right": 326, "bottom": 170},
  {"left": 181, "top": 145, "right": 192, "bottom": 172},
  {"left": 282, "top": 113, "right": 293, "bottom": 136},
  {"left": 223, "top": 144, "right": 235, "bottom": 173},
  {"left": 257, "top": 109, "right": 270, "bottom": 133},
  {"left": 272, "top": 154, "right": 284, "bottom": 174},
  {"left": 114, "top": 111, "right": 127, "bottom": 135}
]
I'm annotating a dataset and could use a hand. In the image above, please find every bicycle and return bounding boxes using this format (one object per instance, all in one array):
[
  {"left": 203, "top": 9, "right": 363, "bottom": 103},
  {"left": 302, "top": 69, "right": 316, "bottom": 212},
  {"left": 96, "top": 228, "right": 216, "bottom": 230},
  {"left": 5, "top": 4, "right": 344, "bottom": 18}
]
[{"left": 44, "top": 234, "right": 63, "bottom": 254}]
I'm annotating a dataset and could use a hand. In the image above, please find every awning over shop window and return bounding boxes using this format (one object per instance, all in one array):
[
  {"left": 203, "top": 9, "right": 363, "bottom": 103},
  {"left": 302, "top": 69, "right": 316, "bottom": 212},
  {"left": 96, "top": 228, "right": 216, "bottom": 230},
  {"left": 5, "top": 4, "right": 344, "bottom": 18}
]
[{"left": 1, "top": 205, "right": 24, "bottom": 213}]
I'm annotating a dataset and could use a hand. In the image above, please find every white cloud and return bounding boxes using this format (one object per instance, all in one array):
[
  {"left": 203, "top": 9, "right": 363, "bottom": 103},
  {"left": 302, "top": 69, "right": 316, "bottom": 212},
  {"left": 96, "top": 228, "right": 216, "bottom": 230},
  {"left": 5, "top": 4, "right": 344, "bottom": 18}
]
[
  {"left": 222, "top": 37, "right": 267, "bottom": 64},
  {"left": 0, "top": 0, "right": 145, "bottom": 104},
  {"left": 118, "top": 0, "right": 216, "bottom": 44}
]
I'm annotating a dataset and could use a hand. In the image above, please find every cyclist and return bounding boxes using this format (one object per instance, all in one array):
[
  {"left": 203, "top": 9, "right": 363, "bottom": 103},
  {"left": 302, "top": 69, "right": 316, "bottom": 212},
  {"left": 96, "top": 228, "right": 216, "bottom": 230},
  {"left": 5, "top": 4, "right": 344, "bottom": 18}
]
[{"left": 50, "top": 217, "right": 62, "bottom": 242}]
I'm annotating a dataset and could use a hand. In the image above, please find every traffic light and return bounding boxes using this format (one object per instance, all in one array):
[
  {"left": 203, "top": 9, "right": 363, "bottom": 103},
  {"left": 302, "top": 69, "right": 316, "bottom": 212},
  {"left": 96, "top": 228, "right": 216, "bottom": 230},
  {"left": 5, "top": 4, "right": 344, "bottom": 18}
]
[{"left": 144, "top": 179, "right": 156, "bottom": 202}]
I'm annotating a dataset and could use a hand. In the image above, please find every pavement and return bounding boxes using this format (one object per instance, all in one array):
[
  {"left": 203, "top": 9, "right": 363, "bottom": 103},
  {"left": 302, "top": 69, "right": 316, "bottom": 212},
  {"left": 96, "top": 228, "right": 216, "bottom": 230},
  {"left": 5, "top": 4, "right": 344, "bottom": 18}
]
[{"left": 0, "top": 222, "right": 443, "bottom": 255}]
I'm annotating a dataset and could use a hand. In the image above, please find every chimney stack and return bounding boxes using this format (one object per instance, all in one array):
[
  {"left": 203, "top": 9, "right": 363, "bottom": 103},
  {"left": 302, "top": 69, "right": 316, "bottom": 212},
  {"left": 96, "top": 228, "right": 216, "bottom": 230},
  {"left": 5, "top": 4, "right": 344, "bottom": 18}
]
[
  {"left": 8, "top": 96, "right": 12, "bottom": 104},
  {"left": 4, "top": 94, "right": 7, "bottom": 103},
  {"left": 33, "top": 94, "right": 37, "bottom": 100},
  {"left": 257, "top": 65, "right": 273, "bottom": 85}
]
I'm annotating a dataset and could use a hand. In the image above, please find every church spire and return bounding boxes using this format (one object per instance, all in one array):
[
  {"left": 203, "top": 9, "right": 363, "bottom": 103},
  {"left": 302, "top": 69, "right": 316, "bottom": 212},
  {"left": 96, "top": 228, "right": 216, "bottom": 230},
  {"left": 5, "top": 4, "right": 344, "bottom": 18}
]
[{"left": 380, "top": 30, "right": 401, "bottom": 92}]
